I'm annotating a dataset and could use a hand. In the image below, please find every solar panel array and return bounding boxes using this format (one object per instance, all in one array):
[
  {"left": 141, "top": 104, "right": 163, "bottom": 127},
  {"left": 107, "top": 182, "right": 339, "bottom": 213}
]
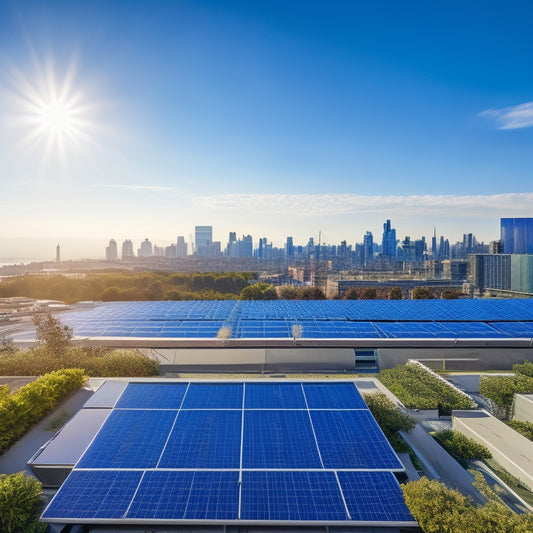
[
  {"left": 56, "top": 299, "right": 533, "bottom": 339},
  {"left": 42, "top": 381, "right": 415, "bottom": 526}
]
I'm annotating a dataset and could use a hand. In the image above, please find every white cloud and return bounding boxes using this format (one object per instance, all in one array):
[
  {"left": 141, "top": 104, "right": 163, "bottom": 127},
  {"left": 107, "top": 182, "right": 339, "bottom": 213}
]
[
  {"left": 480, "top": 102, "right": 533, "bottom": 130},
  {"left": 194, "top": 192, "right": 533, "bottom": 218}
]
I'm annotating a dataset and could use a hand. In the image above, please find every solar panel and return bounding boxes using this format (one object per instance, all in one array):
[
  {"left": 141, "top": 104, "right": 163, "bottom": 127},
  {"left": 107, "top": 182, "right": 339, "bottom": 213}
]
[
  {"left": 42, "top": 470, "right": 142, "bottom": 520},
  {"left": 243, "top": 410, "right": 322, "bottom": 468},
  {"left": 240, "top": 471, "right": 347, "bottom": 521},
  {"left": 311, "top": 410, "right": 403, "bottom": 470},
  {"left": 128, "top": 471, "right": 239, "bottom": 520},
  {"left": 42, "top": 380, "right": 415, "bottom": 527},
  {"left": 76, "top": 410, "right": 176, "bottom": 468},
  {"left": 158, "top": 410, "right": 241, "bottom": 468}
]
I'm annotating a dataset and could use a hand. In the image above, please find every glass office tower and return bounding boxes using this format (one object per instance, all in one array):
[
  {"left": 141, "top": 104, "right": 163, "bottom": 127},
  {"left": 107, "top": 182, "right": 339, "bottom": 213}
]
[{"left": 501, "top": 218, "right": 533, "bottom": 254}]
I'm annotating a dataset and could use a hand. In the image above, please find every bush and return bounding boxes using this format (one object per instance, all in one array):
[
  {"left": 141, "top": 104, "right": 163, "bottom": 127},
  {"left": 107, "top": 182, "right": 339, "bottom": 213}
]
[
  {"left": 512, "top": 360, "right": 533, "bottom": 378},
  {"left": 0, "top": 472, "right": 46, "bottom": 533},
  {"left": 240, "top": 282, "right": 278, "bottom": 300},
  {"left": 388, "top": 287, "right": 403, "bottom": 300},
  {"left": 0, "top": 369, "right": 87, "bottom": 454},
  {"left": 363, "top": 392, "right": 416, "bottom": 439},
  {"left": 480, "top": 375, "right": 533, "bottom": 418},
  {"left": 412, "top": 286, "right": 434, "bottom": 299},
  {"left": 378, "top": 362, "right": 474, "bottom": 415},
  {"left": 402, "top": 477, "right": 533, "bottom": 533},
  {"left": 433, "top": 429, "right": 492, "bottom": 461},
  {"left": 507, "top": 420, "right": 533, "bottom": 441},
  {"left": 0, "top": 346, "right": 159, "bottom": 377}
]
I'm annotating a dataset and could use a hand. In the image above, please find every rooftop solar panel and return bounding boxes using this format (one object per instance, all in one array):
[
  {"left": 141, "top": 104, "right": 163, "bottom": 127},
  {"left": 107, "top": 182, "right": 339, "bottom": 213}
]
[
  {"left": 303, "top": 382, "right": 367, "bottom": 409},
  {"left": 182, "top": 383, "right": 243, "bottom": 409},
  {"left": 244, "top": 383, "right": 306, "bottom": 409},
  {"left": 115, "top": 383, "right": 187, "bottom": 409}
]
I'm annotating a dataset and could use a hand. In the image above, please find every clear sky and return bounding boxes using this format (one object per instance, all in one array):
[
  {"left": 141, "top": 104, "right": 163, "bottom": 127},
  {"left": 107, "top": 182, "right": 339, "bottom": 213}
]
[{"left": 0, "top": 0, "right": 532, "bottom": 260}]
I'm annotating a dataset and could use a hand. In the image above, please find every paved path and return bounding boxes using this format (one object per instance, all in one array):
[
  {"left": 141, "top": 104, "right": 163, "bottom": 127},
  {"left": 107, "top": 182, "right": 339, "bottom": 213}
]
[{"left": 0, "top": 387, "right": 95, "bottom": 475}]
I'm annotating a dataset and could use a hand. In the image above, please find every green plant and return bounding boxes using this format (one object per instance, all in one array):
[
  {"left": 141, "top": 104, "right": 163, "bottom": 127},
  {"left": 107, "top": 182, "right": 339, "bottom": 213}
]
[
  {"left": 480, "top": 375, "right": 533, "bottom": 418},
  {"left": 433, "top": 429, "right": 492, "bottom": 461},
  {"left": 0, "top": 472, "right": 47, "bottom": 533},
  {"left": 507, "top": 420, "right": 533, "bottom": 441},
  {"left": 363, "top": 392, "right": 416, "bottom": 438}
]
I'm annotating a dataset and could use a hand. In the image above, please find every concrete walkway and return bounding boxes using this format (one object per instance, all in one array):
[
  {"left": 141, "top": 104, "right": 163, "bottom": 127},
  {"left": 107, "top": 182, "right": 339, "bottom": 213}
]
[
  {"left": 401, "top": 425, "right": 485, "bottom": 504},
  {"left": 0, "top": 386, "right": 95, "bottom": 475}
]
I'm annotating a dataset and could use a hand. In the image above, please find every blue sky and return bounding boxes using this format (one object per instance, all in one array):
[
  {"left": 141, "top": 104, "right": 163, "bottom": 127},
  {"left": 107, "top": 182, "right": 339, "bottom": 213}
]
[{"left": 0, "top": 0, "right": 532, "bottom": 259}]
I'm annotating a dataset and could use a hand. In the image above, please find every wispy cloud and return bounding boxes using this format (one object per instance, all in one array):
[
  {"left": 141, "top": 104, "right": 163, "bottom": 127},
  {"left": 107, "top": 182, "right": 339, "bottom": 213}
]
[
  {"left": 93, "top": 184, "right": 176, "bottom": 192},
  {"left": 194, "top": 193, "right": 533, "bottom": 218},
  {"left": 480, "top": 102, "right": 533, "bottom": 130}
]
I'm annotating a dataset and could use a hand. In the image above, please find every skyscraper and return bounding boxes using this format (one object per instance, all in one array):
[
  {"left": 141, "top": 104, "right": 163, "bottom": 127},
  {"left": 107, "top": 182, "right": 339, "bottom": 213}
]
[
  {"left": 501, "top": 218, "right": 533, "bottom": 254},
  {"left": 106, "top": 239, "right": 118, "bottom": 261},
  {"left": 382, "top": 220, "right": 397, "bottom": 260},
  {"left": 122, "top": 239, "right": 134, "bottom": 259},
  {"left": 195, "top": 226, "right": 212, "bottom": 255},
  {"left": 176, "top": 236, "right": 187, "bottom": 258},
  {"left": 138, "top": 238, "right": 153, "bottom": 257},
  {"left": 363, "top": 231, "right": 374, "bottom": 267},
  {"left": 56, "top": 244, "right": 61, "bottom": 263}
]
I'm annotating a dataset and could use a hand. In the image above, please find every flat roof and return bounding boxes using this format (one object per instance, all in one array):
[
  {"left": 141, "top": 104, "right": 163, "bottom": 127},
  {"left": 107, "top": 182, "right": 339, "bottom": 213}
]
[{"left": 41, "top": 380, "right": 416, "bottom": 528}]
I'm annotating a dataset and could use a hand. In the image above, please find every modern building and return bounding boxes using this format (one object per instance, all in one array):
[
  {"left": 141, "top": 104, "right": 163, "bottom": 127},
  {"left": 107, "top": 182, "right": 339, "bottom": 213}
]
[
  {"left": 363, "top": 231, "right": 374, "bottom": 267},
  {"left": 138, "top": 238, "right": 153, "bottom": 257},
  {"left": 105, "top": 239, "right": 118, "bottom": 261},
  {"left": 176, "top": 236, "right": 187, "bottom": 258},
  {"left": 471, "top": 254, "right": 512, "bottom": 291},
  {"left": 501, "top": 218, "right": 533, "bottom": 254},
  {"left": 511, "top": 254, "right": 533, "bottom": 294},
  {"left": 382, "top": 220, "right": 397, "bottom": 260},
  {"left": 121, "top": 239, "right": 134, "bottom": 259},
  {"left": 195, "top": 225, "right": 213, "bottom": 255}
]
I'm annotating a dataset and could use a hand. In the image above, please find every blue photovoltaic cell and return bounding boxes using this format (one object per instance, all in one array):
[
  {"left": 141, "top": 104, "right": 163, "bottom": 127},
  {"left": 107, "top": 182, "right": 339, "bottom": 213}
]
[
  {"left": 128, "top": 471, "right": 239, "bottom": 520},
  {"left": 303, "top": 382, "right": 367, "bottom": 409},
  {"left": 311, "top": 410, "right": 403, "bottom": 470},
  {"left": 338, "top": 471, "right": 414, "bottom": 522},
  {"left": 42, "top": 470, "right": 142, "bottom": 520},
  {"left": 115, "top": 383, "right": 187, "bottom": 409},
  {"left": 159, "top": 410, "right": 241, "bottom": 468},
  {"left": 244, "top": 382, "right": 306, "bottom": 409},
  {"left": 77, "top": 410, "right": 176, "bottom": 468},
  {"left": 240, "top": 471, "right": 347, "bottom": 521},
  {"left": 181, "top": 383, "right": 243, "bottom": 409},
  {"left": 243, "top": 410, "right": 322, "bottom": 468}
]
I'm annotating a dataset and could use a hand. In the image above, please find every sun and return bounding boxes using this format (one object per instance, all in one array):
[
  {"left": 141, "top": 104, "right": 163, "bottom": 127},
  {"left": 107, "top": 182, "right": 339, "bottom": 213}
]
[{"left": 3, "top": 56, "right": 100, "bottom": 167}]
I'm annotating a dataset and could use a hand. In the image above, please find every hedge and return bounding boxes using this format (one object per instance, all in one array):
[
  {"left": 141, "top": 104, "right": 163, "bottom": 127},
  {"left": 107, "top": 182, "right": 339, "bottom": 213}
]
[
  {"left": 433, "top": 429, "right": 492, "bottom": 461},
  {"left": 0, "top": 369, "right": 87, "bottom": 454},
  {"left": 378, "top": 362, "right": 473, "bottom": 415}
]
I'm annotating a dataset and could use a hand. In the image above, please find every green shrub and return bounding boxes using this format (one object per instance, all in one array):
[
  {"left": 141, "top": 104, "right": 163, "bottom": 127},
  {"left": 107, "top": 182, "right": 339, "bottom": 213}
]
[
  {"left": 0, "top": 472, "right": 46, "bottom": 533},
  {"left": 433, "top": 429, "right": 492, "bottom": 461},
  {"left": 363, "top": 392, "right": 416, "bottom": 438},
  {"left": 479, "top": 375, "right": 533, "bottom": 418},
  {"left": 512, "top": 360, "right": 533, "bottom": 378},
  {"left": 378, "top": 362, "right": 473, "bottom": 415},
  {"left": 507, "top": 420, "right": 533, "bottom": 441},
  {"left": 0, "top": 369, "right": 87, "bottom": 454}
]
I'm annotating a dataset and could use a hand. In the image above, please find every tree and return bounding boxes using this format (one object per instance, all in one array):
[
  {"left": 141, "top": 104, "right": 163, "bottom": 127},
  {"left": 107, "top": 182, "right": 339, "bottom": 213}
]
[
  {"left": 0, "top": 472, "right": 46, "bottom": 533},
  {"left": 300, "top": 287, "right": 326, "bottom": 300},
  {"left": 388, "top": 287, "right": 402, "bottom": 300},
  {"left": 361, "top": 287, "right": 377, "bottom": 300},
  {"left": 240, "top": 282, "right": 278, "bottom": 300},
  {"left": 343, "top": 288, "right": 359, "bottom": 300},
  {"left": 412, "top": 286, "right": 434, "bottom": 299},
  {"left": 363, "top": 392, "right": 415, "bottom": 438},
  {"left": 441, "top": 289, "right": 464, "bottom": 300},
  {"left": 33, "top": 313, "right": 73, "bottom": 358},
  {"left": 279, "top": 286, "right": 299, "bottom": 300}
]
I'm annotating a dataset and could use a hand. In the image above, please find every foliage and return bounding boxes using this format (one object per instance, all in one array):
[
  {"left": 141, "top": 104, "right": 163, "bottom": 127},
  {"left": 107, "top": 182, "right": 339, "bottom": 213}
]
[
  {"left": 388, "top": 287, "right": 403, "bottom": 300},
  {"left": 378, "top": 362, "right": 473, "bottom": 415},
  {"left": 361, "top": 287, "right": 377, "bottom": 300},
  {"left": 0, "top": 369, "right": 87, "bottom": 454},
  {"left": 0, "top": 271, "right": 255, "bottom": 303},
  {"left": 507, "top": 420, "right": 533, "bottom": 441},
  {"left": 441, "top": 289, "right": 464, "bottom": 299},
  {"left": 343, "top": 288, "right": 359, "bottom": 300},
  {"left": 402, "top": 477, "right": 533, "bottom": 533},
  {"left": 0, "top": 345, "right": 159, "bottom": 377},
  {"left": 479, "top": 375, "right": 533, "bottom": 418},
  {"left": 412, "top": 286, "right": 434, "bottom": 299},
  {"left": 363, "top": 392, "right": 416, "bottom": 439},
  {"left": 512, "top": 360, "right": 533, "bottom": 378},
  {"left": 279, "top": 286, "right": 326, "bottom": 300},
  {"left": 33, "top": 313, "right": 73, "bottom": 358},
  {"left": 433, "top": 429, "right": 492, "bottom": 460},
  {"left": 240, "top": 282, "right": 278, "bottom": 300},
  {"left": 0, "top": 472, "right": 46, "bottom": 533}
]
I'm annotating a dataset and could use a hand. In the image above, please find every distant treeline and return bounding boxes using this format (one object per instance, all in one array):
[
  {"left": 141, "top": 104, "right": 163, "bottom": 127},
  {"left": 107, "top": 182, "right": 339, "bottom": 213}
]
[{"left": 0, "top": 272, "right": 256, "bottom": 303}]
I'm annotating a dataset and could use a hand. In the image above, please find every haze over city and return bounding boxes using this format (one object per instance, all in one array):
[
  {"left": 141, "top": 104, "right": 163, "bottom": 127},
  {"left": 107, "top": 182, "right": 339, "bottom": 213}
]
[{"left": 1, "top": 1, "right": 532, "bottom": 260}]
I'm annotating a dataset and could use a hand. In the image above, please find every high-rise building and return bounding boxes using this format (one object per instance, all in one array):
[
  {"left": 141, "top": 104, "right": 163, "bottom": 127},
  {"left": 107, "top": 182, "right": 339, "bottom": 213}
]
[
  {"left": 195, "top": 226, "right": 213, "bottom": 255},
  {"left": 471, "top": 254, "right": 511, "bottom": 291},
  {"left": 106, "top": 239, "right": 118, "bottom": 261},
  {"left": 138, "top": 238, "right": 153, "bottom": 257},
  {"left": 176, "top": 236, "right": 187, "bottom": 258},
  {"left": 501, "top": 218, "right": 533, "bottom": 254},
  {"left": 363, "top": 231, "right": 374, "bottom": 267},
  {"left": 122, "top": 239, "right": 134, "bottom": 259},
  {"left": 382, "top": 220, "right": 397, "bottom": 259},
  {"left": 511, "top": 255, "right": 533, "bottom": 293},
  {"left": 56, "top": 244, "right": 61, "bottom": 263},
  {"left": 285, "top": 237, "right": 294, "bottom": 261}
]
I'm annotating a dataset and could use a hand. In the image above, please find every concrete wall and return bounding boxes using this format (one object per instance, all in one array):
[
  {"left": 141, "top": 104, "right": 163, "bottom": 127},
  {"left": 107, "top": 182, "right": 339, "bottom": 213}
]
[
  {"left": 513, "top": 394, "right": 533, "bottom": 424},
  {"left": 453, "top": 410, "right": 533, "bottom": 491}
]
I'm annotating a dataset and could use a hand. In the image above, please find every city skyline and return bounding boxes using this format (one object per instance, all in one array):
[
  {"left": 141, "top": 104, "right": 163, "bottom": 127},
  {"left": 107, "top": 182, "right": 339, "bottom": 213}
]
[{"left": 1, "top": 1, "right": 533, "bottom": 259}]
